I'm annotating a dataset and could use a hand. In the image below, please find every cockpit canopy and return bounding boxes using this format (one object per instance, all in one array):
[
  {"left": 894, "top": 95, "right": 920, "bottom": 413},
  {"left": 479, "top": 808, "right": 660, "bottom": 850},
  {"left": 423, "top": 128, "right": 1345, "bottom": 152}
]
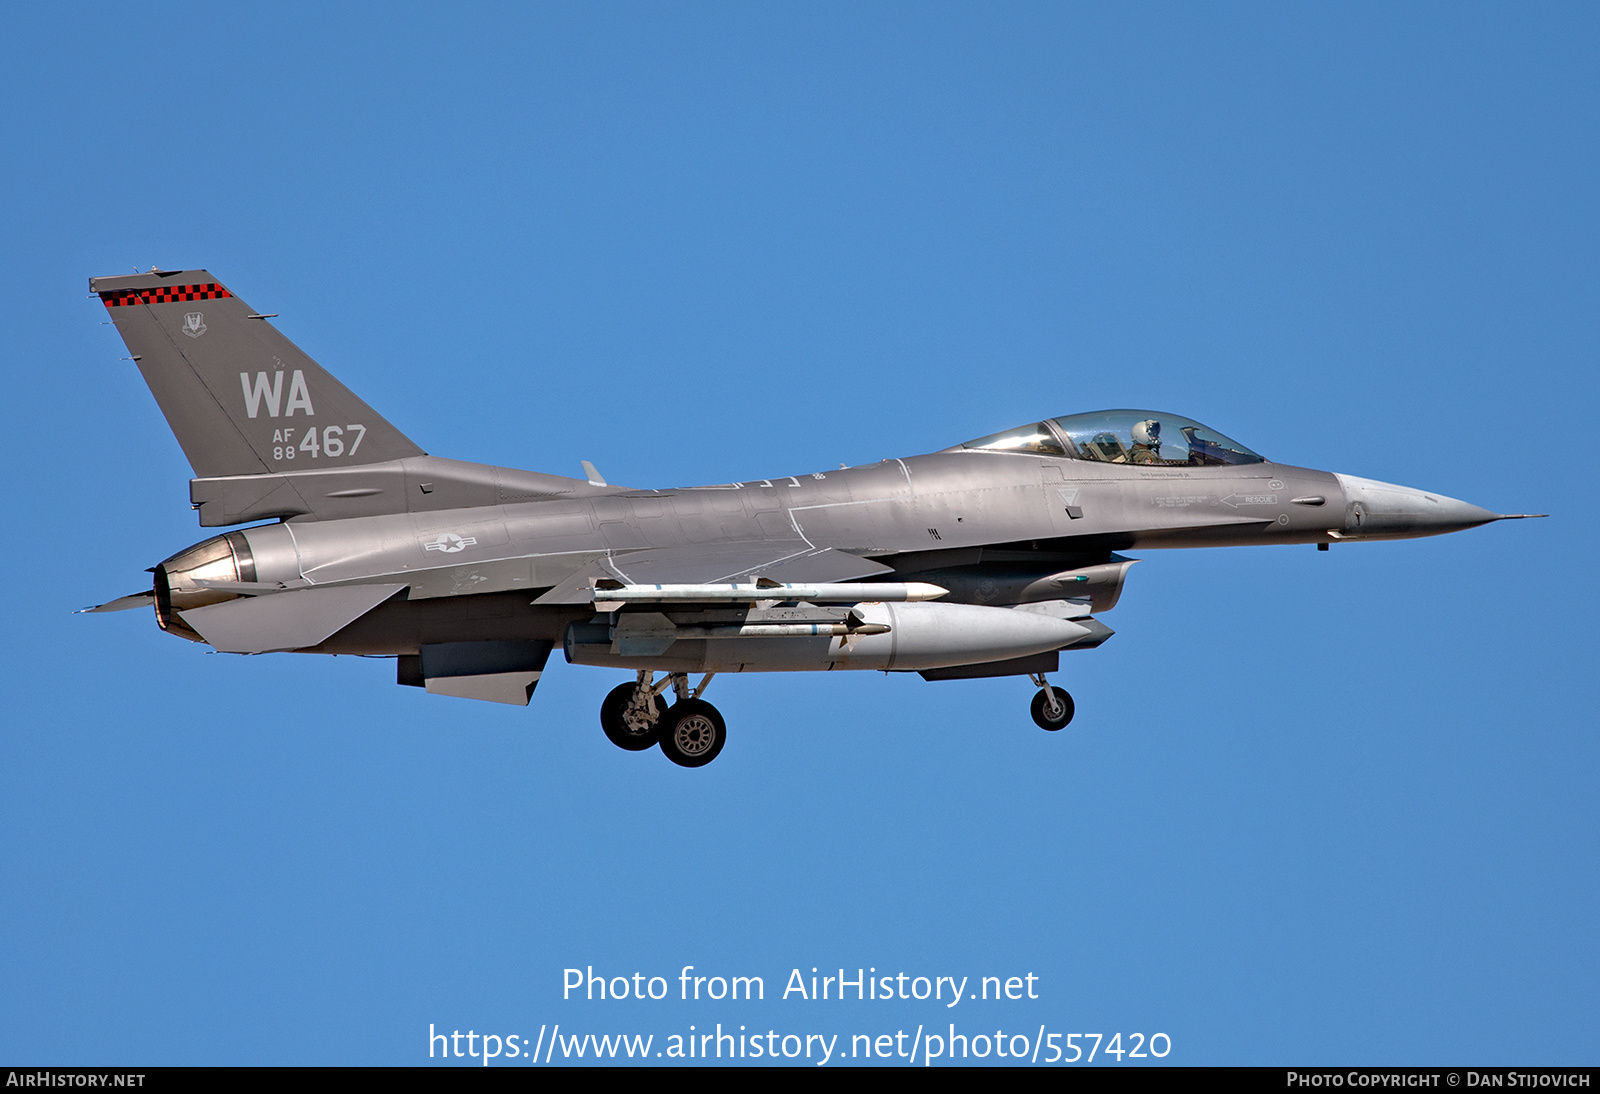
[{"left": 958, "top": 410, "right": 1265, "bottom": 467}]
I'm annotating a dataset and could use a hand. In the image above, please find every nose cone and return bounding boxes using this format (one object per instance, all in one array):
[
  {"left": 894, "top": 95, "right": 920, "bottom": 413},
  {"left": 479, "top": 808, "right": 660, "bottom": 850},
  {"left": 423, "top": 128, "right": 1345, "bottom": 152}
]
[{"left": 1334, "top": 473, "right": 1503, "bottom": 539}]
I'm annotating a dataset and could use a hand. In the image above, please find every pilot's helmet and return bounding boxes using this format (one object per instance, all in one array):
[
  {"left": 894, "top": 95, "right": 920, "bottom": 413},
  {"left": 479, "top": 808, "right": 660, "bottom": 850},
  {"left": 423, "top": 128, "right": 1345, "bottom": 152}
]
[{"left": 1132, "top": 419, "right": 1161, "bottom": 448}]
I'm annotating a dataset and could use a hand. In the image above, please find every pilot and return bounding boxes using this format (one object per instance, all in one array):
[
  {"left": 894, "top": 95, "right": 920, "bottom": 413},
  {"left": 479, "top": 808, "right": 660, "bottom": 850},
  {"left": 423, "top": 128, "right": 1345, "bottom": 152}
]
[{"left": 1129, "top": 419, "right": 1163, "bottom": 464}]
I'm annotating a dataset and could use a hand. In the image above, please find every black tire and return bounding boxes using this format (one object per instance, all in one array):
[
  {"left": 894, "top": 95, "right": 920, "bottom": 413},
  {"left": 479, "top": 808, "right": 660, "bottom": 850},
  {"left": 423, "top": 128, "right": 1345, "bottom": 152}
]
[
  {"left": 1030, "top": 686, "right": 1075, "bottom": 731},
  {"left": 658, "top": 699, "right": 727, "bottom": 768},
  {"left": 600, "top": 682, "right": 667, "bottom": 751}
]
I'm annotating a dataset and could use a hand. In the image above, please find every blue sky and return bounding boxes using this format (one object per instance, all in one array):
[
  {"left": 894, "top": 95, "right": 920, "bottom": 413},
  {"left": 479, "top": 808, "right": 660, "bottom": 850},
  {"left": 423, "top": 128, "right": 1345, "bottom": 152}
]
[{"left": 2, "top": 3, "right": 1596, "bottom": 1066}]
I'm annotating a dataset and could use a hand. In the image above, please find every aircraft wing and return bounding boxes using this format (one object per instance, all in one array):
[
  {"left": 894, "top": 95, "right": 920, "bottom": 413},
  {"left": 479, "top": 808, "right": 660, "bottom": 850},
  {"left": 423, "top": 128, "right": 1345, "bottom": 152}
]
[{"left": 533, "top": 543, "right": 892, "bottom": 605}]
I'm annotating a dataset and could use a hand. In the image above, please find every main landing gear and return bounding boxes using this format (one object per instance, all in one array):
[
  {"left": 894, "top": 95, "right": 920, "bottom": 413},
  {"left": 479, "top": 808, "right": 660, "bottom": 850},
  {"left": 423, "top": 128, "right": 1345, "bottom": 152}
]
[
  {"left": 599, "top": 671, "right": 726, "bottom": 768},
  {"left": 1028, "top": 672, "right": 1075, "bottom": 731}
]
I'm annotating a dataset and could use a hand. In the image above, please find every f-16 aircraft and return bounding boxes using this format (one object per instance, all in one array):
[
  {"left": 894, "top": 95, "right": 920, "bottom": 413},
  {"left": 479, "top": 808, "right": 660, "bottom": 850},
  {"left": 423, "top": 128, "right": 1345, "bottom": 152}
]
[{"left": 84, "top": 269, "right": 1540, "bottom": 767}]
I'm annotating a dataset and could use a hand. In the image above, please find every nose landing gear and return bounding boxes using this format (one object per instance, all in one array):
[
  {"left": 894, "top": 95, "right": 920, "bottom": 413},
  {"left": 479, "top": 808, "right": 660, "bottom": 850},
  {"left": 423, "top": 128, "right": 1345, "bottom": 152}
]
[
  {"left": 599, "top": 671, "right": 727, "bottom": 766},
  {"left": 1028, "top": 673, "right": 1075, "bottom": 731}
]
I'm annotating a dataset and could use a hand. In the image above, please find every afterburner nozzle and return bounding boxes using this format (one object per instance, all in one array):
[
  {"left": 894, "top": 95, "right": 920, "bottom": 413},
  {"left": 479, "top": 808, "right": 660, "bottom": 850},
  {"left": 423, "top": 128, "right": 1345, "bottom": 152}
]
[{"left": 153, "top": 531, "right": 256, "bottom": 641}]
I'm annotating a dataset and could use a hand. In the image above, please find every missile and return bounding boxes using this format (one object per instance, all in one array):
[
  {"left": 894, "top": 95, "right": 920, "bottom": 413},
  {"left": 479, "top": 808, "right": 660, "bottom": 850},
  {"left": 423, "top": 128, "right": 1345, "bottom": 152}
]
[
  {"left": 675, "top": 621, "right": 891, "bottom": 638},
  {"left": 590, "top": 579, "right": 947, "bottom": 610}
]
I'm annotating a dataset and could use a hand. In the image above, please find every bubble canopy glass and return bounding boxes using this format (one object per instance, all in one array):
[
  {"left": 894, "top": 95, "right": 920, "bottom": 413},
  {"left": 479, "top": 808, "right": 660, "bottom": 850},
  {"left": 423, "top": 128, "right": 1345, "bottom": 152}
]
[{"left": 958, "top": 410, "right": 1265, "bottom": 466}]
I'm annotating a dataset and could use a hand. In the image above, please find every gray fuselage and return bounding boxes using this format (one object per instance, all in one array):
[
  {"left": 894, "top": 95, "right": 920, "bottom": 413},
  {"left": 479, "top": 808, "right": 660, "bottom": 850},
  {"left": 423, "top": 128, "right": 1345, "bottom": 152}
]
[{"left": 156, "top": 449, "right": 1388, "bottom": 656}]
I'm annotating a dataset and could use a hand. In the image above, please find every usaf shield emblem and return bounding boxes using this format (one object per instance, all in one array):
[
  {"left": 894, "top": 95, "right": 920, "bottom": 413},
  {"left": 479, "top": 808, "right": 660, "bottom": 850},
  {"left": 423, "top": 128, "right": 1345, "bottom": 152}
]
[{"left": 182, "top": 312, "right": 206, "bottom": 338}]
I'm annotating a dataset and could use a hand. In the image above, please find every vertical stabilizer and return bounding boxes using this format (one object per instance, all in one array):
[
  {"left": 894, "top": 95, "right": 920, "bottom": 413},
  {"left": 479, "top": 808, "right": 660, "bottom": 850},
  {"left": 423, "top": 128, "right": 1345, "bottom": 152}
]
[{"left": 91, "top": 270, "right": 423, "bottom": 478}]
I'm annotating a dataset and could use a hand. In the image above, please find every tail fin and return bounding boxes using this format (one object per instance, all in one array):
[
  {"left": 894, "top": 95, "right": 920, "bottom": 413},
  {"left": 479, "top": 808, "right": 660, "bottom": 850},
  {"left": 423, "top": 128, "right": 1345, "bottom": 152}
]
[{"left": 91, "top": 269, "right": 423, "bottom": 478}]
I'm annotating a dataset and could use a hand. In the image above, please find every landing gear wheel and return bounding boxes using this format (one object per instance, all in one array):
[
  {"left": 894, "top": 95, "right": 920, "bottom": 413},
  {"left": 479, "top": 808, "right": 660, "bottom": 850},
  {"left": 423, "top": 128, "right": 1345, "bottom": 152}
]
[
  {"left": 600, "top": 682, "right": 667, "bottom": 751},
  {"left": 659, "top": 699, "right": 727, "bottom": 768},
  {"left": 1030, "top": 686, "right": 1075, "bottom": 731}
]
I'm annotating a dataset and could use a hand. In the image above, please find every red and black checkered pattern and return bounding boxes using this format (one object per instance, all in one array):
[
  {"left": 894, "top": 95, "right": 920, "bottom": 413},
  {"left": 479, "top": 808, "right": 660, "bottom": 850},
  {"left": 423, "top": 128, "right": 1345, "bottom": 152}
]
[{"left": 100, "top": 283, "right": 232, "bottom": 308}]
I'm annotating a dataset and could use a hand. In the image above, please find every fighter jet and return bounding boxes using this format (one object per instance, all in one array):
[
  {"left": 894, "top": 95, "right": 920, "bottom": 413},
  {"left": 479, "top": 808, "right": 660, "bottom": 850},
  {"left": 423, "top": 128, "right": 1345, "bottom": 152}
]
[{"left": 83, "top": 269, "right": 1540, "bottom": 767}]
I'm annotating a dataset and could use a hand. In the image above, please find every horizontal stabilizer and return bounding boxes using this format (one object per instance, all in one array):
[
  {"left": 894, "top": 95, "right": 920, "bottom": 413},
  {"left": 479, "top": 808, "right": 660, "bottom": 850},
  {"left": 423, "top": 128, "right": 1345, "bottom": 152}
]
[
  {"left": 179, "top": 583, "right": 406, "bottom": 654},
  {"left": 77, "top": 591, "right": 155, "bottom": 614}
]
